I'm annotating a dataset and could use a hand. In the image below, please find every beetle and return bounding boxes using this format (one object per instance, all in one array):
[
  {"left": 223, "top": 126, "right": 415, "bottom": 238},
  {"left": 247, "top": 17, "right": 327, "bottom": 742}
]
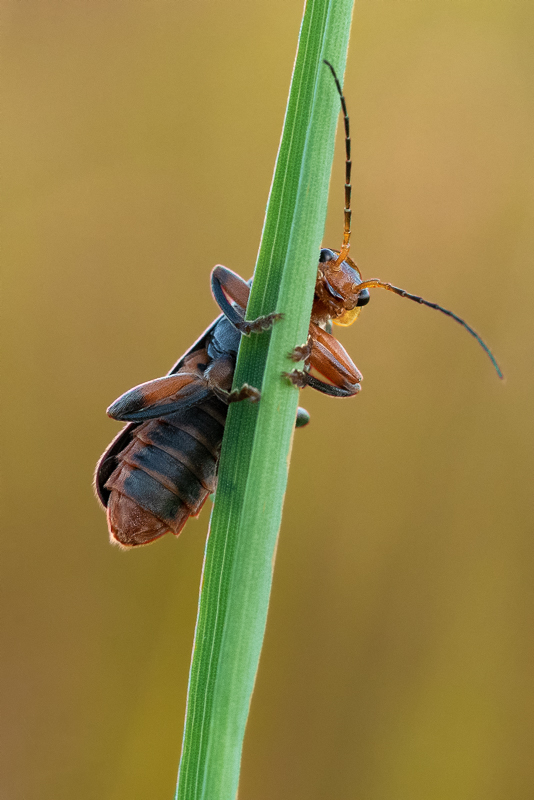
[
  {"left": 95, "top": 60, "right": 501, "bottom": 548},
  {"left": 94, "top": 276, "right": 305, "bottom": 547}
]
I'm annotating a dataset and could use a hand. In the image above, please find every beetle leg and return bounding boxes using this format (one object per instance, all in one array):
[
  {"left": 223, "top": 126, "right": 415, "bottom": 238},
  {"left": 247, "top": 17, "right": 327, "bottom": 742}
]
[
  {"left": 283, "top": 369, "right": 309, "bottom": 389},
  {"left": 283, "top": 322, "right": 362, "bottom": 398},
  {"left": 284, "top": 370, "right": 360, "bottom": 397},
  {"left": 288, "top": 334, "right": 313, "bottom": 363},
  {"left": 107, "top": 372, "right": 211, "bottom": 421},
  {"left": 211, "top": 265, "right": 283, "bottom": 335},
  {"left": 204, "top": 355, "right": 261, "bottom": 404},
  {"left": 226, "top": 384, "right": 261, "bottom": 403}
]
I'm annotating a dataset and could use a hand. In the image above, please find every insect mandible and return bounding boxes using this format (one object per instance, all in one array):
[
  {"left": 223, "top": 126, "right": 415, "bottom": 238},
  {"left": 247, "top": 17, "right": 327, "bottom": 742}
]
[{"left": 95, "top": 60, "right": 502, "bottom": 548}]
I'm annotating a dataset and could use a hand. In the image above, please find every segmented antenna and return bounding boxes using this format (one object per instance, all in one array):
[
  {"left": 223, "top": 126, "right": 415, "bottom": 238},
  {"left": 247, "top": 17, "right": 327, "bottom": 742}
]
[
  {"left": 323, "top": 60, "right": 502, "bottom": 379},
  {"left": 323, "top": 60, "right": 351, "bottom": 270},
  {"left": 354, "top": 279, "right": 504, "bottom": 379}
]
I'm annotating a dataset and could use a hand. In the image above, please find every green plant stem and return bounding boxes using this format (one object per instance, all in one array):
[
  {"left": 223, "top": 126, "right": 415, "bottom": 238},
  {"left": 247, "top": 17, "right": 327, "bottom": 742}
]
[{"left": 175, "top": 1, "right": 354, "bottom": 798}]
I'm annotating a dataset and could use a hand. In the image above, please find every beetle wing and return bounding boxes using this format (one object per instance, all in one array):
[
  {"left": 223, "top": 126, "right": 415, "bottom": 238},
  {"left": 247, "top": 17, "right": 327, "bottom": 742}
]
[
  {"left": 95, "top": 316, "right": 221, "bottom": 508},
  {"left": 95, "top": 284, "right": 250, "bottom": 510},
  {"left": 107, "top": 372, "right": 210, "bottom": 422}
]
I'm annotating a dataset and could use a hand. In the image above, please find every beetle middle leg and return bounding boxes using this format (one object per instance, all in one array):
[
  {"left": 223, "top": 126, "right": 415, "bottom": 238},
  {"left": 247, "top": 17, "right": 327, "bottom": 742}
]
[
  {"left": 107, "top": 371, "right": 212, "bottom": 421},
  {"left": 204, "top": 355, "right": 261, "bottom": 404},
  {"left": 108, "top": 356, "right": 260, "bottom": 423},
  {"left": 211, "top": 265, "right": 283, "bottom": 335},
  {"left": 283, "top": 322, "right": 362, "bottom": 398}
]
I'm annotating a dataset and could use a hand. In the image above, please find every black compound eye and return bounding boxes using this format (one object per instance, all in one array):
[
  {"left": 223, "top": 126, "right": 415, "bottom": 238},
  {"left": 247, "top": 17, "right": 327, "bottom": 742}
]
[
  {"left": 356, "top": 288, "right": 370, "bottom": 307},
  {"left": 319, "top": 248, "right": 336, "bottom": 263}
]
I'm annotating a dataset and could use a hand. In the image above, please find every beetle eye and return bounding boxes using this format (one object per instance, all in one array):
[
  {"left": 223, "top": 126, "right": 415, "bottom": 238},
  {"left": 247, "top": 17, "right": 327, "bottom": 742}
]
[
  {"left": 319, "top": 248, "right": 336, "bottom": 263},
  {"left": 356, "top": 288, "right": 370, "bottom": 307}
]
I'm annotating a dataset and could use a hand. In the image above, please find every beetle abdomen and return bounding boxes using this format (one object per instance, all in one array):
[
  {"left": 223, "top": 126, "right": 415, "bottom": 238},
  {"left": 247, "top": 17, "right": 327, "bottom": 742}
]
[{"left": 105, "top": 399, "right": 227, "bottom": 547}]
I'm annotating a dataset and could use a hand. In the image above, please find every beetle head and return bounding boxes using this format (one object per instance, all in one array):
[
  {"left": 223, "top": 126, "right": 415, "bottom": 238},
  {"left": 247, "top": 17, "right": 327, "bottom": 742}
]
[{"left": 318, "top": 248, "right": 370, "bottom": 327}]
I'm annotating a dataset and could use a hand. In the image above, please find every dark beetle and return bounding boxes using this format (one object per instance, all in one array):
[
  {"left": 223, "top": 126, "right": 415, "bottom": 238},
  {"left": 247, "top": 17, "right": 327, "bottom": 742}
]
[
  {"left": 94, "top": 271, "right": 294, "bottom": 547},
  {"left": 95, "top": 61, "right": 501, "bottom": 548},
  {"left": 94, "top": 319, "right": 233, "bottom": 547}
]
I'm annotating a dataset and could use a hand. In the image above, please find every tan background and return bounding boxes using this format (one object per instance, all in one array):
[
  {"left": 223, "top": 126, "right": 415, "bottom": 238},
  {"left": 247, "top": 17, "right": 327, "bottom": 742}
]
[{"left": 2, "top": 2, "right": 533, "bottom": 798}]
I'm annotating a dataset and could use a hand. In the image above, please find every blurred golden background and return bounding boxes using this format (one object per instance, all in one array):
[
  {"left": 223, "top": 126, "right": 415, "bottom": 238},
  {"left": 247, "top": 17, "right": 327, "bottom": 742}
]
[{"left": 3, "top": 2, "right": 533, "bottom": 798}]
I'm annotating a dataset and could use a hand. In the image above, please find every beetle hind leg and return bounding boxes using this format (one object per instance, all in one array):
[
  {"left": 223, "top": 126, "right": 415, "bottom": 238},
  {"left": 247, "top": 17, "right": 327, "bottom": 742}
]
[
  {"left": 239, "top": 312, "right": 284, "bottom": 335},
  {"left": 211, "top": 265, "right": 283, "bottom": 335},
  {"left": 107, "top": 372, "right": 210, "bottom": 422}
]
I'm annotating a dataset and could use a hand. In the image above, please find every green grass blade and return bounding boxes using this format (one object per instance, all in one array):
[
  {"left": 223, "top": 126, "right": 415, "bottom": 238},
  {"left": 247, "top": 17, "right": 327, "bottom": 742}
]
[{"left": 175, "top": 1, "right": 355, "bottom": 798}]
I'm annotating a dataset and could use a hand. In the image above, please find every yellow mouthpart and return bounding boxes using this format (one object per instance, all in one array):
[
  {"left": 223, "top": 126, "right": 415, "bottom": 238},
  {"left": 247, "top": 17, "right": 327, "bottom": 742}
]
[{"left": 333, "top": 306, "right": 361, "bottom": 327}]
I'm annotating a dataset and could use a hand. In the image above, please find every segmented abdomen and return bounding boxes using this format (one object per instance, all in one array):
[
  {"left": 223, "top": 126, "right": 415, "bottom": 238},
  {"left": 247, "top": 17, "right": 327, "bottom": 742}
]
[{"left": 105, "top": 398, "right": 227, "bottom": 547}]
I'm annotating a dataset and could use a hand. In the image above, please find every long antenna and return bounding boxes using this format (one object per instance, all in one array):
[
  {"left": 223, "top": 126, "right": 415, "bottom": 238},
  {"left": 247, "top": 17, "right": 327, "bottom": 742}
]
[
  {"left": 354, "top": 279, "right": 504, "bottom": 379},
  {"left": 323, "top": 60, "right": 502, "bottom": 380},
  {"left": 323, "top": 60, "right": 351, "bottom": 270}
]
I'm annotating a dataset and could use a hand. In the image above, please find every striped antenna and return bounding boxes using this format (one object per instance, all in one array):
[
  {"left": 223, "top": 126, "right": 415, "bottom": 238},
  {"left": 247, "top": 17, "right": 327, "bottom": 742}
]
[
  {"left": 354, "top": 279, "right": 504, "bottom": 379},
  {"left": 323, "top": 60, "right": 351, "bottom": 270}
]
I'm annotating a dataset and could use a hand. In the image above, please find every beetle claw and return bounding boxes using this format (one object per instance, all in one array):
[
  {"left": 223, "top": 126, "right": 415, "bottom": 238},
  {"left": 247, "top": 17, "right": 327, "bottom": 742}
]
[
  {"left": 282, "top": 369, "right": 308, "bottom": 388},
  {"left": 226, "top": 383, "right": 261, "bottom": 403},
  {"left": 240, "top": 312, "right": 284, "bottom": 335},
  {"left": 288, "top": 334, "right": 313, "bottom": 363}
]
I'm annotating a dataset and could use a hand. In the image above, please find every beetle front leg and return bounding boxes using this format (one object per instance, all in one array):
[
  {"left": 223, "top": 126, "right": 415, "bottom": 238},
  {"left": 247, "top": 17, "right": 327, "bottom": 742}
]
[
  {"left": 288, "top": 334, "right": 313, "bottom": 363},
  {"left": 283, "top": 322, "right": 362, "bottom": 398},
  {"left": 211, "top": 265, "right": 283, "bottom": 335}
]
